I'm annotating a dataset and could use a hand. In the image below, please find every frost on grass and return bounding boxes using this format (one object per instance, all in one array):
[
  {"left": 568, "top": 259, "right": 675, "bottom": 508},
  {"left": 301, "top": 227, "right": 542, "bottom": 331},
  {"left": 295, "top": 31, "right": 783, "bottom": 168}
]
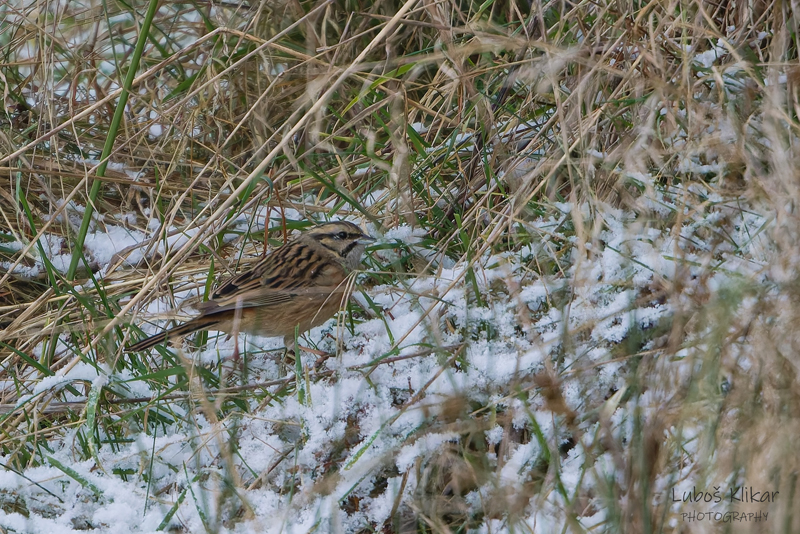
[
  {"left": 0, "top": 201, "right": 312, "bottom": 281},
  {"left": 1, "top": 175, "right": 779, "bottom": 533}
]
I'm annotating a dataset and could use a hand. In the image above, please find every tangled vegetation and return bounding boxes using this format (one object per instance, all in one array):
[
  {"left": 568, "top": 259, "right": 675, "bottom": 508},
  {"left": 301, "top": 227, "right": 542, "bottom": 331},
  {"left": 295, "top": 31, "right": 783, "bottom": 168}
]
[{"left": 1, "top": 0, "right": 799, "bottom": 532}]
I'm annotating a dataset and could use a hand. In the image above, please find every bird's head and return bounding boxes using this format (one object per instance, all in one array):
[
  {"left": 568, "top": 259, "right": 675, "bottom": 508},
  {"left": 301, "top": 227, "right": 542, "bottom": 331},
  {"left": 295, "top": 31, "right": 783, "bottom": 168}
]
[{"left": 305, "top": 221, "right": 375, "bottom": 269}]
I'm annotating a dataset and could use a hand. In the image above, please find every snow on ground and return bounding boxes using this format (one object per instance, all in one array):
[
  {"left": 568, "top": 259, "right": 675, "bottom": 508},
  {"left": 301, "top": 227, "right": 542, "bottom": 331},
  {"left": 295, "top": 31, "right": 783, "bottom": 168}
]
[{"left": 0, "top": 180, "right": 775, "bottom": 532}]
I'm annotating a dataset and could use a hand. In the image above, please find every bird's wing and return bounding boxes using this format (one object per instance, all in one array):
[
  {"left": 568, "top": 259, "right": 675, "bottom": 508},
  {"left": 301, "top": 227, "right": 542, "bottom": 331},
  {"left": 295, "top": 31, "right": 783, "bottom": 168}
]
[
  {"left": 210, "top": 255, "right": 278, "bottom": 300},
  {"left": 201, "top": 260, "right": 349, "bottom": 313},
  {"left": 200, "top": 285, "right": 346, "bottom": 314}
]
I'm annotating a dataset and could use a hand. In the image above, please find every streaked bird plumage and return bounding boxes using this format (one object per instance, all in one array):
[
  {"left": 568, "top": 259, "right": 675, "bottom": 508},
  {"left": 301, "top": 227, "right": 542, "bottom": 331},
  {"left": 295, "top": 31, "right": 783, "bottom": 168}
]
[{"left": 126, "top": 221, "right": 374, "bottom": 352}]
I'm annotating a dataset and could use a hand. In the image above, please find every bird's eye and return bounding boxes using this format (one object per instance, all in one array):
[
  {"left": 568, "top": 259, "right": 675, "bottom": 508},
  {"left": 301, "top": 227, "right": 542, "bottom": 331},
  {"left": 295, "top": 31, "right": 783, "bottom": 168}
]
[{"left": 336, "top": 231, "right": 348, "bottom": 239}]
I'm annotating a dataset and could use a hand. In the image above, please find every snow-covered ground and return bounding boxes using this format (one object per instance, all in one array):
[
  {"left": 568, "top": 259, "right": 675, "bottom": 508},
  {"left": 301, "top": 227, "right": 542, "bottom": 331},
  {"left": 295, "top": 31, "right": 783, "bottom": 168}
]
[{"left": 1, "top": 174, "right": 783, "bottom": 532}]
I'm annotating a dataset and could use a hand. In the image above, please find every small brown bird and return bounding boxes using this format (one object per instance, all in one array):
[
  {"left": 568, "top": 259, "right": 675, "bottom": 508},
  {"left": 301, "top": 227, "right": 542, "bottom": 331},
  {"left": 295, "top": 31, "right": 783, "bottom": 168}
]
[{"left": 126, "top": 221, "right": 374, "bottom": 353}]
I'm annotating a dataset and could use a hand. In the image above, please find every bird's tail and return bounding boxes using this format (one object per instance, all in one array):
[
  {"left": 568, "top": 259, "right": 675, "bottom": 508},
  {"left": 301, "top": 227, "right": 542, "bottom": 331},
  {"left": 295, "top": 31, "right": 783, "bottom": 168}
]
[{"left": 125, "top": 317, "right": 220, "bottom": 352}]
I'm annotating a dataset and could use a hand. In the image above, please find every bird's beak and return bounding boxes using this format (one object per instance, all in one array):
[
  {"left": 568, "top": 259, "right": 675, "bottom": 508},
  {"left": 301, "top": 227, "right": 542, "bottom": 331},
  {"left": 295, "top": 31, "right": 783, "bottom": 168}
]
[{"left": 358, "top": 234, "right": 376, "bottom": 245}]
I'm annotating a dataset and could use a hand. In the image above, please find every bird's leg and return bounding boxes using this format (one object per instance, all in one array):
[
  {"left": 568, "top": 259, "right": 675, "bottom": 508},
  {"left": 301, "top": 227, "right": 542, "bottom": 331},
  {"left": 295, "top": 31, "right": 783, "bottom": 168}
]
[
  {"left": 217, "top": 339, "right": 242, "bottom": 387},
  {"left": 282, "top": 335, "right": 297, "bottom": 371},
  {"left": 284, "top": 335, "right": 296, "bottom": 356},
  {"left": 233, "top": 338, "right": 252, "bottom": 386}
]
